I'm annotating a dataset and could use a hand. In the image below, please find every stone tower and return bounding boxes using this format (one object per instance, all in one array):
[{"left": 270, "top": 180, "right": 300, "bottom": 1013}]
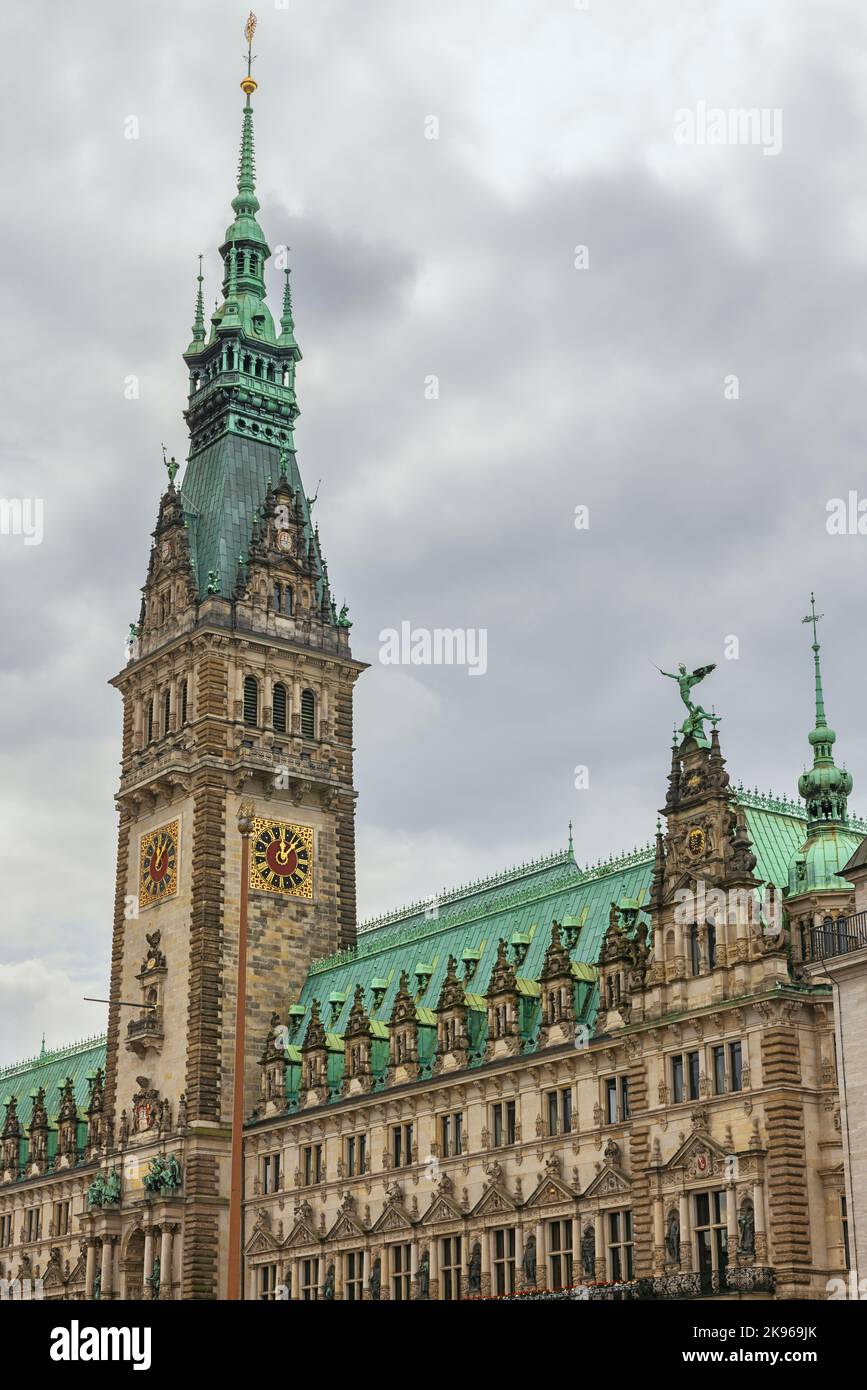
[{"left": 103, "top": 62, "right": 365, "bottom": 1297}]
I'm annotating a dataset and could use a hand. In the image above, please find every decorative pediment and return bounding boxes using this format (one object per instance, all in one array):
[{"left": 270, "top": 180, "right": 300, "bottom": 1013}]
[
  {"left": 665, "top": 1130, "right": 729, "bottom": 1180},
  {"left": 283, "top": 1217, "right": 320, "bottom": 1251},
  {"left": 582, "top": 1165, "right": 632, "bottom": 1199},
  {"left": 470, "top": 1183, "right": 518, "bottom": 1219},
  {"left": 371, "top": 1201, "right": 414, "bottom": 1235},
  {"left": 524, "top": 1173, "right": 577, "bottom": 1209},
  {"left": 244, "top": 1225, "right": 281, "bottom": 1258},
  {"left": 326, "top": 1212, "right": 367, "bottom": 1242},
  {"left": 421, "top": 1193, "right": 466, "bottom": 1227}
]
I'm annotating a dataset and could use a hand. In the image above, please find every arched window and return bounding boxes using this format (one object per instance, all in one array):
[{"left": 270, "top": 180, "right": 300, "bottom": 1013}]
[
  {"left": 146, "top": 698, "right": 154, "bottom": 743},
  {"left": 273, "top": 682, "right": 287, "bottom": 735},
  {"left": 300, "top": 689, "right": 315, "bottom": 740},
  {"left": 181, "top": 678, "right": 188, "bottom": 726},
  {"left": 243, "top": 675, "right": 259, "bottom": 727},
  {"left": 163, "top": 689, "right": 171, "bottom": 735}
]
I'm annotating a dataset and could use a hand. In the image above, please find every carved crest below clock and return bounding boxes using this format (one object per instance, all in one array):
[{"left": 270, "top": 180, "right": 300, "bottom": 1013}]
[
  {"left": 249, "top": 818, "right": 314, "bottom": 898},
  {"left": 687, "top": 826, "right": 706, "bottom": 858},
  {"left": 138, "top": 820, "right": 180, "bottom": 910}
]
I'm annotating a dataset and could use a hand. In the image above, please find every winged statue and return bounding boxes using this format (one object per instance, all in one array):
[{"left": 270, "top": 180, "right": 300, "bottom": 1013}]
[{"left": 657, "top": 662, "right": 719, "bottom": 745}]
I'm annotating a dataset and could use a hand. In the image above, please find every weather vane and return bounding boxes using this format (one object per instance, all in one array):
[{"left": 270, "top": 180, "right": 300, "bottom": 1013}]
[
  {"left": 801, "top": 592, "right": 824, "bottom": 647},
  {"left": 242, "top": 12, "right": 258, "bottom": 94}
]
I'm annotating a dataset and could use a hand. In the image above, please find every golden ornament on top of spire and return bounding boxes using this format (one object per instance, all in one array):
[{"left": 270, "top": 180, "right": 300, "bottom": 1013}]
[{"left": 241, "top": 11, "right": 258, "bottom": 96}]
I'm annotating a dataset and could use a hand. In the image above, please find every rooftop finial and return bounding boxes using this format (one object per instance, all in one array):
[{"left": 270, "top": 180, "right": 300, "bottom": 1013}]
[
  {"left": 189, "top": 253, "right": 205, "bottom": 348},
  {"left": 797, "top": 595, "right": 852, "bottom": 826},
  {"left": 241, "top": 11, "right": 258, "bottom": 100},
  {"left": 801, "top": 592, "right": 826, "bottom": 729}
]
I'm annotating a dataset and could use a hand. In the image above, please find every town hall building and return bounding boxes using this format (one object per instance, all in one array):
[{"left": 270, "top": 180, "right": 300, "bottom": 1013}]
[{"left": 1, "top": 33, "right": 864, "bottom": 1303}]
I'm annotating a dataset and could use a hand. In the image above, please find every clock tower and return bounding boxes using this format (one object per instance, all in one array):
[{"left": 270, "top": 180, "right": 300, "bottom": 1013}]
[{"left": 104, "top": 49, "right": 365, "bottom": 1298}]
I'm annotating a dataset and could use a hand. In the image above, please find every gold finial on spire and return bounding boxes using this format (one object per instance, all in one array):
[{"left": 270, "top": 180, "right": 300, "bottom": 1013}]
[{"left": 241, "top": 11, "right": 258, "bottom": 96}]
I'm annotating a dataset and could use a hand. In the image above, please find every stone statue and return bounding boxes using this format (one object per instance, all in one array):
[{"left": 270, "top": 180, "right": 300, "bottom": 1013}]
[
  {"left": 148, "top": 1256, "right": 161, "bottom": 1300},
  {"left": 370, "top": 1257, "right": 381, "bottom": 1301},
  {"left": 665, "top": 1208, "right": 681, "bottom": 1263},
  {"left": 580, "top": 1224, "right": 596, "bottom": 1278},
  {"left": 658, "top": 662, "right": 718, "bottom": 743},
  {"left": 92, "top": 1271, "right": 101, "bottom": 1301},
  {"left": 738, "top": 1200, "right": 755, "bottom": 1256},
  {"left": 468, "top": 1241, "right": 482, "bottom": 1295},
  {"left": 522, "top": 1233, "right": 537, "bottom": 1285},
  {"left": 322, "top": 1264, "right": 335, "bottom": 1300},
  {"left": 418, "top": 1248, "right": 430, "bottom": 1299}
]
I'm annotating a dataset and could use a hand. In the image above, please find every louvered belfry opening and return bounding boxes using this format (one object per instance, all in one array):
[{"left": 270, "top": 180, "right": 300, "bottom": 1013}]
[
  {"left": 300, "top": 688, "right": 315, "bottom": 739},
  {"left": 273, "top": 681, "right": 287, "bottom": 734},
  {"left": 243, "top": 675, "right": 259, "bottom": 727}
]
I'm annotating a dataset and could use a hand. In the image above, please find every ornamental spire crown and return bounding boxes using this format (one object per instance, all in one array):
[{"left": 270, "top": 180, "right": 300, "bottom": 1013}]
[{"left": 797, "top": 594, "right": 853, "bottom": 828}]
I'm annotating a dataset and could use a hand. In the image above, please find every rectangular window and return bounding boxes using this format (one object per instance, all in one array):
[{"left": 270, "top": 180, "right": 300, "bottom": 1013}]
[
  {"left": 605, "top": 1076, "right": 618, "bottom": 1124},
  {"left": 24, "top": 1208, "right": 41, "bottom": 1242},
  {"left": 346, "top": 1134, "right": 367, "bottom": 1178},
  {"left": 261, "top": 1153, "right": 280, "bottom": 1194},
  {"left": 671, "top": 1054, "right": 684, "bottom": 1104},
  {"left": 440, "top": 1111, "right": 463, "bottom": 1158},
  {"left": 301, "top": 1258, "right": 319, "bottom": 1301},
  {"left": 729, "top": 1041, "right": 743, "bottom": 1093},
  {"left": 344, "top": 1251, "right": 364, "bottom": 1301},
  {"left": 688, "top": 1050, "right": 701, "bottom": 1100},
  {"left": 302, "top": 1143, "right": 322, "bottom": 1187},
  {"left": 491, "top": 1100, "right": 516, "bottom": 1148},
  {"left": 545, "top": 1087, "right": 573, "bottom": 1136},
  {"left": 607, "top": 1210, "right": 634, "bottom": 1282},
  {"left": 694, "top": 1189, "right": 728, "bottom": 1286},
  {"left": 391, "top": 1123, "right": 414, "bottom": 1169},
  {"left": 391, "top": 1243, "right": 412, "bottom": 1301},
  {"left": 713, "top": 1045, "right": 726, "bottom": 1096},
  {"left": 492, "top": 1227, "right": 516, "bottom": 1295},
  {"left": 604, "top": 1076, "right": 629, "bottom": 1124},
  {"left": 0, "top": 1214, "right": 12, "bottom": 1247},
  {"left": 258, "top": 1264, "right": 279, "bottom": 1300},
  {"left": 548, "top": 1219, "right": 574, "bottom": 1289},
  {"left": 547, "top": 1089, "right": 559, "bottom": 1136},
  {"left": 441, "top": 1235, "right": 462, "bottom": 1300},
  {"left": 53, "top": 1200, "right": 71, "bottom": 1238},
  {"left": 562, "top": 1088, "right": 573, "bottom": 1133}
]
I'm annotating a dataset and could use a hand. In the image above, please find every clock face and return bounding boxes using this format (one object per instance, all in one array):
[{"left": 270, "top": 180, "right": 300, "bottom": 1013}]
[
  {"left": 139, "top": 820, "right": 180, "bottom": 909},
  {"left": 250, "top": 818, "right": 313, "bottom": 898}
]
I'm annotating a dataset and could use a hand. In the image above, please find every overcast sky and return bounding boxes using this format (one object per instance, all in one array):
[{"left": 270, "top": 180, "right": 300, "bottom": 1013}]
[{"left": 2, "top": 0, "right": 867, "bottom": 1060}]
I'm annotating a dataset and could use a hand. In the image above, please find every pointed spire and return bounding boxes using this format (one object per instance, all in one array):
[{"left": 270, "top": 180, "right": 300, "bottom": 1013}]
[
  {"left": 278, "top": 266, "right": 299, "bottom": 351},
  {"left": 797, "top": 595, "right": 853, "bottom": 826},
  {"left": 187, "top": 254, "right": 206, "bottom": 353}
]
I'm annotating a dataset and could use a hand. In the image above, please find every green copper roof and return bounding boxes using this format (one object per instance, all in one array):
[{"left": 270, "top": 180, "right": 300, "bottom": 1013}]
[
  {"left": 281, "top": 791, "right": 848, "bottom": 1099},
  {"left": 0, "top": 1035, "right": 105, "bottom": 1131},
  {"left": 180, "top": 85, "right": 310, "bottom": 601},
  {"left": 183, "top": 436, "right": 320, "bottom": 599}
]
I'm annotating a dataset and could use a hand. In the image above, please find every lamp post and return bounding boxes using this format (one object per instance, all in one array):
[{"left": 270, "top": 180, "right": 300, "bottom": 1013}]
[{"left": 227, "top": 801, "right": 254, "bottom": 1300}]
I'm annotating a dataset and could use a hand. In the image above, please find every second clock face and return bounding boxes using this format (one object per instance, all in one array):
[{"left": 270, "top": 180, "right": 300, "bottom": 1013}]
[
  {"left": 250, "top": 818, "right": 314, "bottom": 898},
  {"left": 139, "top": 820, "right": 180, "bottom": 909}
]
